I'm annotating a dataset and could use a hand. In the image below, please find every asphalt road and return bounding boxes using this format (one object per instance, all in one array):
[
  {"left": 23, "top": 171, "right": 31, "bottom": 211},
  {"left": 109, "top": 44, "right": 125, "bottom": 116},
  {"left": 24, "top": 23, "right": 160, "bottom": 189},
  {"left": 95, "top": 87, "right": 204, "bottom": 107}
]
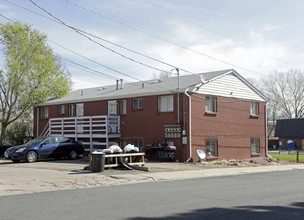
[{"left": 1, "top": 169, "right": 304, "bottom": 220}]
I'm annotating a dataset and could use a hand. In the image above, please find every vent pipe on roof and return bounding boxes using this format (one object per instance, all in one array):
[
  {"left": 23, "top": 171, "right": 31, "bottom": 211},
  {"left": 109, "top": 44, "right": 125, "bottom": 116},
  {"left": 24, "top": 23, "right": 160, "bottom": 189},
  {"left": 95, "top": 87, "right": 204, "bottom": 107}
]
[
  {"left": 142, "top": 83, "right": 144, "bottom": 89},
  {"left": 116, "top": 80, "right": 119, "bottom": 90},
  {"left": 120, "top": 79, "right": 123, "bottom": 89}
]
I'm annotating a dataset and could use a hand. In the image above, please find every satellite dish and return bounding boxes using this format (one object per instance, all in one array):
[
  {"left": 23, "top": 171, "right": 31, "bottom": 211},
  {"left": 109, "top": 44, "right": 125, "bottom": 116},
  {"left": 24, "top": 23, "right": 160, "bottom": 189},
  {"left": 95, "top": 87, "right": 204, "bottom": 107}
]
[{"left": 197, "top": 149, "right": 206, "bottom": 161}]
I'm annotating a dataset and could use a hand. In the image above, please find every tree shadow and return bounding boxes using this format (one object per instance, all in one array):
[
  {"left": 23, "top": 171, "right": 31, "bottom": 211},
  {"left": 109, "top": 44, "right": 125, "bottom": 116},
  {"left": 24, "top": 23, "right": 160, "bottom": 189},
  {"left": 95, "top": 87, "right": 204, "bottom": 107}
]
[{"left": 129, "top": 202, "right": 304, "bottom": 220}]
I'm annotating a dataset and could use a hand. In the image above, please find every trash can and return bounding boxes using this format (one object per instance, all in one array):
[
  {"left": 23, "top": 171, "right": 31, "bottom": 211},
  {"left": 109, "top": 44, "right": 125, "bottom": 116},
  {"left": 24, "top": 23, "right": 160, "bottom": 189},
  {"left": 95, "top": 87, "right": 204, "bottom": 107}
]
[{"left": 91, "top": 151, "right": 105, "bottom": 172}]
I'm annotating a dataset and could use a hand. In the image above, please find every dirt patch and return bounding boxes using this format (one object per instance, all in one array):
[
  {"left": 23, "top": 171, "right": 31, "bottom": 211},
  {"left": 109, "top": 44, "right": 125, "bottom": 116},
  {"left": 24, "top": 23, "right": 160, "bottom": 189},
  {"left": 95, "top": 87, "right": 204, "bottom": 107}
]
[{"left": 199, "top": 157, "right": 298, "bottom": 168}]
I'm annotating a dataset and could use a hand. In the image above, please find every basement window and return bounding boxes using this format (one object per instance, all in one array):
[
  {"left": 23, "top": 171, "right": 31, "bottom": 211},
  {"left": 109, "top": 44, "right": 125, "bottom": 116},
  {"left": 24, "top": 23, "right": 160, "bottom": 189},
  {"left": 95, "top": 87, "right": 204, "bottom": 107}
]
[
  {"left": 133, "top": 140, "right": 143, "bottom": 151},
  {"left": 206, "top": 139, "right": 218, "bottom": 157},
  {"left": 251, "top": 138, "right": 260, "bottom": 154}
]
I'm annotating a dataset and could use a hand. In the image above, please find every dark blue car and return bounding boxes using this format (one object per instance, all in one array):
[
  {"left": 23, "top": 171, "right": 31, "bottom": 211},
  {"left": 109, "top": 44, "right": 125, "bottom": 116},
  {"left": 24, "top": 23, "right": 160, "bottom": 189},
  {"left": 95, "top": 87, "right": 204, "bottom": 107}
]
[{"left": 4, "top": 136, "right": 84, "bottom": 163}]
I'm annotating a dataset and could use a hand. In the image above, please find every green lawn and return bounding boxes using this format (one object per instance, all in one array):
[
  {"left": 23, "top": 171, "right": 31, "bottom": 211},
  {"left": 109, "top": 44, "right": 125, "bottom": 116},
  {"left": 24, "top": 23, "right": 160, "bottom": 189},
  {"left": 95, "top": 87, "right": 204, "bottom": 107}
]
[{"left": 269, "top": 153, "right": 304, "bottom": 163}]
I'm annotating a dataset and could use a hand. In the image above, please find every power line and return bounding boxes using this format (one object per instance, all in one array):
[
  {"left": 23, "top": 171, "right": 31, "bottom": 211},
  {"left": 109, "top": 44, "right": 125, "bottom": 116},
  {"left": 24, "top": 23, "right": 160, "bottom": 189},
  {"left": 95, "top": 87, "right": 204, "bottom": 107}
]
[
  {"left": 61, "top": 0, "right": 284, "bottom": 76},
  {"left": 0, "top": 14, "right": 15, "bottom": 23},
  {"left": 6, "top": 0, "right": 194, "bottom": 75},
  {"left": 0, "top": 11, "right": 180, "bottom": 93},
  {"left": 49, "top": 40, "right": 144, "bottom": 82},
  {"left": 57, "top": 55, "right": 118, "bottom": 81},
  {"left": 146, "top": 0, "right": 296, "bottom": 68}
]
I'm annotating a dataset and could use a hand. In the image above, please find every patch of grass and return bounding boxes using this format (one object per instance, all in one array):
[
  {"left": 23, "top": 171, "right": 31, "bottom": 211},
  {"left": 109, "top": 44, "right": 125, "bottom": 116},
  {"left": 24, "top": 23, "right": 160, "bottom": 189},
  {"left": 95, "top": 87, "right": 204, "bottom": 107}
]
[{"left": 269, "top": 154, "right": 304, "bottom": 163}]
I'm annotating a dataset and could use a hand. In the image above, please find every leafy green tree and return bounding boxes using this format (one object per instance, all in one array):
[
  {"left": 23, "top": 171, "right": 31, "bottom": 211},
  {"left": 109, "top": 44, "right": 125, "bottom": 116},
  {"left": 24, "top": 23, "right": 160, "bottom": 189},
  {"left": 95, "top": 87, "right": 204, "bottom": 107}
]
[
  {"left": 0, "top": 22, "right": 72, "bottom": 144},
  {"left": 5, "top": 120, "right": 32, "bottom": 146}
]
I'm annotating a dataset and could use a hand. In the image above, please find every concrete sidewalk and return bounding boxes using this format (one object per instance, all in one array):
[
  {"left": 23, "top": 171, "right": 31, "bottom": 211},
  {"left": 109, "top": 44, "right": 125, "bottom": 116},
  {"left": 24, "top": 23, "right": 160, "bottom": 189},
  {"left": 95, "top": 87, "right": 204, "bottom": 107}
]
[{"left": 1, "top": 158, "right": 304, "bottom": 196}]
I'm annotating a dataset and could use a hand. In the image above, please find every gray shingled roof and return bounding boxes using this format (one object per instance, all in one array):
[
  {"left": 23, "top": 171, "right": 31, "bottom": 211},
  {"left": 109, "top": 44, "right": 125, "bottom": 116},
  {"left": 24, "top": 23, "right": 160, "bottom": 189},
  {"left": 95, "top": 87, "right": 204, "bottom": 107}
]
[
  {"left": 275, "top": 118, "right": 304, "bottom": 138},
  {"left": 39, "top": 69, "right": 233, "bottom": 106}
]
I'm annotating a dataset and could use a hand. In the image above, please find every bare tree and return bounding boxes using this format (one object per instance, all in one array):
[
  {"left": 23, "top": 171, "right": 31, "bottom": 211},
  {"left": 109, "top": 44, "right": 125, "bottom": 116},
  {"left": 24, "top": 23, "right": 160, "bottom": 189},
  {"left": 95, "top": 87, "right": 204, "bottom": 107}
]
[
  {"left": 262, "top": 69, "right": 304, "bottom": 119},
  {"left": 153, "top": 70, "right": 171, "bottom": 80}
]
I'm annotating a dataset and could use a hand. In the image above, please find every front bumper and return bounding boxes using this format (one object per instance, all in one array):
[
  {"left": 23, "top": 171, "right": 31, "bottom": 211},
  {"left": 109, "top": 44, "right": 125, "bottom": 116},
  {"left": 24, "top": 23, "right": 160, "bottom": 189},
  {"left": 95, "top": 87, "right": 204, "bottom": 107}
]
[{"left": 5, "top": 152, "right": 26, "bottom": 161}]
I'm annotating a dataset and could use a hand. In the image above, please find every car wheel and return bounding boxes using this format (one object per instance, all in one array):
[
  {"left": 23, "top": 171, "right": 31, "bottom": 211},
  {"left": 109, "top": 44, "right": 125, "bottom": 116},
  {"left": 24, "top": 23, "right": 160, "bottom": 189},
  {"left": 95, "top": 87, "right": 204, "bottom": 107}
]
[
  {"left": 26, "top": 151, "right": 38, "bottom": 163},
  {"left": 12, "top": 160, "right": 20, "bottom": 163},
  {"left": 69, "top": 150, "right": 78, "bottom": 159}
]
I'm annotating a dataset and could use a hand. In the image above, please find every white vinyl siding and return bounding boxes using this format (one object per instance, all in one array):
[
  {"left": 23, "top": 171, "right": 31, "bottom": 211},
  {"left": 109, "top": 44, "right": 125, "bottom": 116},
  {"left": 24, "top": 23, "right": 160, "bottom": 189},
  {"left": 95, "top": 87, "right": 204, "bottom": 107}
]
[
  {"left": 158, "top": 95, "right": 173, "bottom": 112},
  {"left": 197, "top": 73, "right": 265, "bottom": 102}
]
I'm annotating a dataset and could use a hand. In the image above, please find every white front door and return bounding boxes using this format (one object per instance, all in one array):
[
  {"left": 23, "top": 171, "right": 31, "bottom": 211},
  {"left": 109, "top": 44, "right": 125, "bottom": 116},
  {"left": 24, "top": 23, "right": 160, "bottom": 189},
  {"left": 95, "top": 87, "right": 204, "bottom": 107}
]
[
  {"left": 108, "top": 101, "right": 117, "bottom": 116},
  {"left": 76, "top": 103, "right": 84, "bottom": 133},
  {"left": 108, "top": 101, "right": 117, "bottom": 134}
]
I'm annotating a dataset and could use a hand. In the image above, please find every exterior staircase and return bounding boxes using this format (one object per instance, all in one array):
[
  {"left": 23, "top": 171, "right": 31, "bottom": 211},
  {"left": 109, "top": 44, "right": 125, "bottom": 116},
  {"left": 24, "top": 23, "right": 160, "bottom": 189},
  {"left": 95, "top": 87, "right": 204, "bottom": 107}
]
[{"left": 40, "top": 115, "right": 121, "bottom": 153}]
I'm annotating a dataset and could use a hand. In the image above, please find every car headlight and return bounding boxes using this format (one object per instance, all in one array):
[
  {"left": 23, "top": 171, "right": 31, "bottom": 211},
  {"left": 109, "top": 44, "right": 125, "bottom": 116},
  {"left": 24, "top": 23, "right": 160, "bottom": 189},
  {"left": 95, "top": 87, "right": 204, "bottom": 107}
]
[{"left": 15, "top": 147, "right": 27, "bottom": 153}]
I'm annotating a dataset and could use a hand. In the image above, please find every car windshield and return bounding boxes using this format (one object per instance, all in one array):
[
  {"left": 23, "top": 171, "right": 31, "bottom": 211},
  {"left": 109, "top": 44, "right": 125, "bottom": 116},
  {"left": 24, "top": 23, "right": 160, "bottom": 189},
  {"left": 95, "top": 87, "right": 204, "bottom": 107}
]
[{"left": 23, "top": 137, "right": 46, "bottom": 146}]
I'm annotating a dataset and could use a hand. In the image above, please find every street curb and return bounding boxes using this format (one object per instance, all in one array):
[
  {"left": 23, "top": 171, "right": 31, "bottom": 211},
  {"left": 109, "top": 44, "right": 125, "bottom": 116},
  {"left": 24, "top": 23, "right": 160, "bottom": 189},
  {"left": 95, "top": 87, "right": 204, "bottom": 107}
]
[{"left": 110, "top": 164, "right": 304, "bottom": 182}]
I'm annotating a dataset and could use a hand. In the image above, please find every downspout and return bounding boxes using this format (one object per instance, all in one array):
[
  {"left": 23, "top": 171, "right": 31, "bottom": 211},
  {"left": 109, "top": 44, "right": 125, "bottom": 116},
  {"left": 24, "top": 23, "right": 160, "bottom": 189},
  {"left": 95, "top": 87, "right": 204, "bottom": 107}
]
[
  {"left": 265, "top": 102, "right": 270, "bottom": 157},
  {"left": 184, "top": 88, "right": 192, "bottom": 162}
]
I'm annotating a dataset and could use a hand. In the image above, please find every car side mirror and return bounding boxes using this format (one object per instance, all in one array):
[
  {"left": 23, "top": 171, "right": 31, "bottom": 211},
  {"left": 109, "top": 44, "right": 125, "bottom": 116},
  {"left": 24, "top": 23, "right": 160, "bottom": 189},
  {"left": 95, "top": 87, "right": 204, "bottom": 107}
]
[{"left": 40, "top": 143, "right": 46, "bottom": 148}]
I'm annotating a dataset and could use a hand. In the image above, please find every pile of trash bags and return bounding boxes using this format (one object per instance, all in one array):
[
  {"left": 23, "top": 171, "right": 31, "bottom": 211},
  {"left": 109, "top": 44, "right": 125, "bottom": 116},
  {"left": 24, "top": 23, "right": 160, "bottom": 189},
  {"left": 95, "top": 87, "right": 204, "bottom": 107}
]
[{"left": 103, "top": 144, "right": 139, "bottom": 154}]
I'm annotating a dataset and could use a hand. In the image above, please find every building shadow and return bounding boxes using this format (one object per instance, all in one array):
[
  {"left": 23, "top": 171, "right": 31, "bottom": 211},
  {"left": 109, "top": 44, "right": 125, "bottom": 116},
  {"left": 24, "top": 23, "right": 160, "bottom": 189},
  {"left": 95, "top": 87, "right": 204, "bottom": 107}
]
[{"left": 129, "top": 202, "right": 304, "bottom": 220}]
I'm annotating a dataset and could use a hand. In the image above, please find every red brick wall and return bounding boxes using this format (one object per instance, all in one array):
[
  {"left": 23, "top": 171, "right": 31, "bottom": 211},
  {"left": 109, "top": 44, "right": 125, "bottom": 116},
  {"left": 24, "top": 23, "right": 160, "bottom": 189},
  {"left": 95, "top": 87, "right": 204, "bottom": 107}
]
[
  {"left": 34, "top": 92, "right": 266, "bottom": 161},
  {"left": 190, "top": 93, "right": 266, "bottom": 162}
]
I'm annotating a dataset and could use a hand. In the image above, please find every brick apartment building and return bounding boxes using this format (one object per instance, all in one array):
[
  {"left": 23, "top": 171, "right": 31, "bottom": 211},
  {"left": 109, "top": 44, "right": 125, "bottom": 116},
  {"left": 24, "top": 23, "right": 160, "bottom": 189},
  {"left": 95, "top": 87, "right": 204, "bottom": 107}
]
[{"left": 34, "top": 69, "right": 267, "bottom": 162}]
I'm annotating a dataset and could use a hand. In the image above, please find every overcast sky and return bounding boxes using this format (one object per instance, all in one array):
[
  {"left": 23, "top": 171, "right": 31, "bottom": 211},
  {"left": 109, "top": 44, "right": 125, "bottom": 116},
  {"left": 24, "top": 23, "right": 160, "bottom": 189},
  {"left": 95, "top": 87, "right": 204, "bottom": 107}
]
[{"left": 1, "top": 0, "right": 303, "bottom": 90}]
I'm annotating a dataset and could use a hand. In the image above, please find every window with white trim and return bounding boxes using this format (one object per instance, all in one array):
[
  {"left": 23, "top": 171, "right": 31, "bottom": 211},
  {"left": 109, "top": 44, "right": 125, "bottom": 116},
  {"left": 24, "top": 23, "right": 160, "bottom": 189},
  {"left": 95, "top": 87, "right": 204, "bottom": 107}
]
[
  {"left": 205, "top": 97, "right": 217, "bottom": 113},
  {"left": 133, "top": 140, "right": 143, "bottom": 151},
  {"left": 58, "top": 105, "right": 65, "bottom": 114},
  {"left": 158, "top": 95, "right": 173, "bottom": 112},
  {"left": 250, "top": 102, "right": 259, "bottom": 116},
  {"left": 120, "top": 100, "right": 127, "bottom": 115},
  {"left": 251, "top": 138, "right": 260, "bottom": 154},
  {"left": 206, "top": 139, "right": 218, "bottom": 157},
  {"left": 41, "top": 107, "right": 49, "bottom": 119},
  {"left": 133, "top": 98, "right": 143, "bottom": 110}
]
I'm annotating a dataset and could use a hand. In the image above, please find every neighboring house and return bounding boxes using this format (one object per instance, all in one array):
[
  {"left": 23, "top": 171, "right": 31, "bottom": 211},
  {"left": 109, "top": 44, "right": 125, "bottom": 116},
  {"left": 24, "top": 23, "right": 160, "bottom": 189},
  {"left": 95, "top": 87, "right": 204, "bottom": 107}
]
[
  {"left": 275, "top": 118, "right": 304, "bottom": 150},
  {"left": 34, "top": 69, "right": 267, "bottom": 162}
]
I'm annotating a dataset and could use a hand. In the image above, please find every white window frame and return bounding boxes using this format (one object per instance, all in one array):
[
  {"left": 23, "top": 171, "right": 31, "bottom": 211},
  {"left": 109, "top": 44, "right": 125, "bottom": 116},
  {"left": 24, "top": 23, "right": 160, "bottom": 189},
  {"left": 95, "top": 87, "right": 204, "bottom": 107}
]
[
  {"left": 158, "top": 95, "right": 174, "bottom": 112},
  {"left": 108, "top": 100, "right": 117, "bottom": 116},
  {"left": 58, "top": 105, "right": 65, "bottom": 114},
  {"left": 69, "top": 104, "right": 75, "bottom": 117},
  {"left": 251, "top": 138, "right": 260, "bottom": 154},
  {"left": 133, "top": 140, "right": 143, "bottom": 151},
  {"left": 250, "top": 102, "right": 259, "bottom": 116},
  {"left": 41, "top": 107, "right": 49, "bottom": 119},
  {"left": 120, "top": 99, "right": 127, "bottom": 115},
  {"left": 133, "top": 98, "right": 143, "bottom": 110},
  {"left": 205, "top": 96, "right": 217, "bottom": 113},
  {"left": 76, "top": 103, "right": 84, "bottom": 117},
  {"left": 206, "top": 139, "right": 218, "bottom": 157}
]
